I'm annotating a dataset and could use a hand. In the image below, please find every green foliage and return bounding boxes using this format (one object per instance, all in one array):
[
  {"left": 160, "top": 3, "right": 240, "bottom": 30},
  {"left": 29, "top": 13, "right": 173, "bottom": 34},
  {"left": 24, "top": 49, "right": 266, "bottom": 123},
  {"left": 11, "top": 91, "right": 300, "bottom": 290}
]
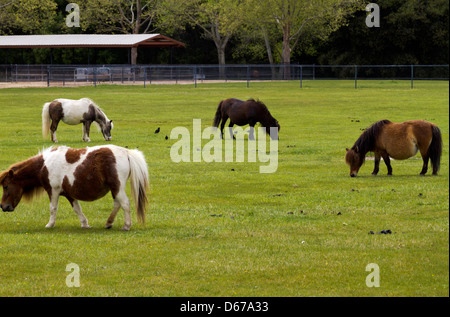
[
  {"left": 0, "top": 81, "right": 448, "bottom": 296},
  {"left": 0, "top": 0, "right": 447, "bottom": 64}
]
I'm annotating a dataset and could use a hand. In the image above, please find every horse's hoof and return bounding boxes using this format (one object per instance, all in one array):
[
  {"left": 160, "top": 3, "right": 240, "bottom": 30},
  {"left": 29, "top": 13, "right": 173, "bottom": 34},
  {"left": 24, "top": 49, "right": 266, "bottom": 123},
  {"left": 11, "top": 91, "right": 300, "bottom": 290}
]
[
  {"left": 45, "top": 223, "right": 55, "bottom": 228},
  {"left": 81, "top": 224, "right": 91, "bottom": 229},
  {"left": 121, "top": 225, "right": 131, "bottom": 231},
  {"left": 105, "top": 224, "right": 113, "bottom": 229}
]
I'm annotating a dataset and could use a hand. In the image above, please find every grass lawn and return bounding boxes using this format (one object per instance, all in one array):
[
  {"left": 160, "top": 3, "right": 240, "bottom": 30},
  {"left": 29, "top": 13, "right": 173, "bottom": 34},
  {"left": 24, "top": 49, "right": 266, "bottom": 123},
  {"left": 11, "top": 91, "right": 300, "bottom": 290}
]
[{"left": 0, "top": 80, "right": 448, "bottom": 296}]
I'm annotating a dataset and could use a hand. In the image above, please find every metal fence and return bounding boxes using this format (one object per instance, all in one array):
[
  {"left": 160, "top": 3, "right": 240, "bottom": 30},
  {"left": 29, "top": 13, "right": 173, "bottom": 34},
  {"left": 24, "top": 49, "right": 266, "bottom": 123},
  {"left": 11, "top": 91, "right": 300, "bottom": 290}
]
[{"left": 0, "top": 64, "right": 448, "bottom": 88}]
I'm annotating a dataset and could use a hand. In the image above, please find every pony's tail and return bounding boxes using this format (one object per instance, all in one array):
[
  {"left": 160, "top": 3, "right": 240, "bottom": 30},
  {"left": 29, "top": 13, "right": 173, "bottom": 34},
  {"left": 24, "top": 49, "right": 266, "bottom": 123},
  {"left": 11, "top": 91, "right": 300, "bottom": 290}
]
[
  {"left": 429, "top": 125, "right": 442, "bottom": 173},
  {"left": 42, "top": 102, "right": 51, "bottom": 139},
  {"left": 212, "top": 101, "right": 223, "bottom": 127},
  {"left": 127, "top": 149, "right": 149, "bottom": 224}
]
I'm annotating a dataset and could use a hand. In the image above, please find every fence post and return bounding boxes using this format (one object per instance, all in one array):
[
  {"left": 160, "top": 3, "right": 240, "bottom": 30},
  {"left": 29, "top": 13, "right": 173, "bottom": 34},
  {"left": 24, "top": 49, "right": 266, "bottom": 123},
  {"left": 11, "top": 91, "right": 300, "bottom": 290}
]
[
  {"left": 194, "top": 66, "right": 197, "bottom": 88},
  {"left": 93, "top": 66, "right": 97, "bottom": 87},
  {"left": 143, "top": 67, "right": 146, "bottom": 88},
  {"left": 47, "top": 66, "right": 50, "bottom": 87},
  {"left": 354, "top": 65, "right": 357, "bottom": 89},
  {"left": 300, "top": 65, "right": 303, "bottom": 88},
  {"left": 411, "top": 65, "right": 414, "bottom": 89},
  {"left": 246, "top": 65, "right": 250, "bottom": 88}
]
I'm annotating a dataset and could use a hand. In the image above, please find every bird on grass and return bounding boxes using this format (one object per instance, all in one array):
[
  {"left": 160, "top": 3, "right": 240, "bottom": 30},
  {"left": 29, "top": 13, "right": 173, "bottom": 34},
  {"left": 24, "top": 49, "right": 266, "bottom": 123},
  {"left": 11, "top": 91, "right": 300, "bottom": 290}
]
[{"left": 154, "top": 127, "right": 160, "bottom": 134}]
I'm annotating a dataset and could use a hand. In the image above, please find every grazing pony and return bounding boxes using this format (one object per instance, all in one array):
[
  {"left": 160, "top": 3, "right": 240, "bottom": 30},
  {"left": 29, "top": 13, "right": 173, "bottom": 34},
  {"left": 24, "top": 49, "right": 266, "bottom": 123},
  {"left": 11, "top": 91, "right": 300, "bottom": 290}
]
[
  {"left": 345, "top": 120, "right": 442, "bottom": 177},
  {"left": 0, "top": 145, "right": 149, "bottom": 231},
  {"left": 213, "top": 98, "right": 280, "bottom": 140},
  {"left": 42, "top": 98, "right": 113, "bottom": 142}
]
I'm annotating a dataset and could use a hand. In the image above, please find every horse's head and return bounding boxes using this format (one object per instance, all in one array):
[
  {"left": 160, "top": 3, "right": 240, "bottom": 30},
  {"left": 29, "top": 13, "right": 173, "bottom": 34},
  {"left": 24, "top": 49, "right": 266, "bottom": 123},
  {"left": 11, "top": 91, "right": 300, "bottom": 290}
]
[
  {"left": 345, "top": 146, "right": 363, "bottom": 177},
  {"left": 266, "top": 119, "right": 280, "bottom": 140},
  {"left": 101, "top": 120, "right": 113, "bottom": 141},
  {"left": 0, "top": 169, "right": 23, "bottom": 212}
]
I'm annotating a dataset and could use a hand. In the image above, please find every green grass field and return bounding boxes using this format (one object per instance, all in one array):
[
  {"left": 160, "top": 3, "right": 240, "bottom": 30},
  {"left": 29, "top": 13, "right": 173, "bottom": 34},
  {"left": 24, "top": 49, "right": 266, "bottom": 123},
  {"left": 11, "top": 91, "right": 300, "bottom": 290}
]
[{"left": 0, "top": 80, "right": 448, "bottom": 296}]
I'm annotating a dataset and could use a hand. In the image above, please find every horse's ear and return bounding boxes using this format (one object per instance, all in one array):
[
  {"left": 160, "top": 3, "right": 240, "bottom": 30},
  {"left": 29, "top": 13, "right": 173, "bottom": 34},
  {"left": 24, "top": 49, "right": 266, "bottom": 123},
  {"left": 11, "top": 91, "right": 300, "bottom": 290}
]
[
  {"left": 346, "top": 148, "right": 349, "bottom": 152},
  {"left": 354, "top": 146, "right": 359, "bottom": 153},
  {"left": 8, "top": 169, "right": 14, "bottom": 178}
]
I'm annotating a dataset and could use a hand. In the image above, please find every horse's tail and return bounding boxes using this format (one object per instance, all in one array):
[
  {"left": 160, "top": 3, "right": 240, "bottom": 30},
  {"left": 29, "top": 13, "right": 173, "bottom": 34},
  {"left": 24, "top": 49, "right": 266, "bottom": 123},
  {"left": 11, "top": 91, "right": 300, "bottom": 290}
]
[
  {"left": 429, "top": 124, "right": 442, "bottom": 173},
  {"left": 127, "top": 149, "right": 149, "bottom": 224},
  {"left": 213, "top": 100, "right": 223, "bottom": 127},
  {"left": 42, "top": 102, "right": 51, "bottom": 139}
]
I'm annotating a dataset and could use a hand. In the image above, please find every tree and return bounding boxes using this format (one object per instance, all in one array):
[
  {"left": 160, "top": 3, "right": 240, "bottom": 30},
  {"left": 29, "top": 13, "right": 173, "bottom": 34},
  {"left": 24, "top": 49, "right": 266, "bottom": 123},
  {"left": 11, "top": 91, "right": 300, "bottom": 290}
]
[
  {"left": 79, "top": 0, "right": 161, "bottom": 64},
  {"left": 243, "top": 0, "right": 364, "bottom": 65},
  {"left": 0, "top": 0, "right": 57, "bottom": 35},
  {"left": 158, "top": 0, "right": 244, "bottom": 65},
  {"left": 319, "top": 0, "right": 449, "bottom": 66}
]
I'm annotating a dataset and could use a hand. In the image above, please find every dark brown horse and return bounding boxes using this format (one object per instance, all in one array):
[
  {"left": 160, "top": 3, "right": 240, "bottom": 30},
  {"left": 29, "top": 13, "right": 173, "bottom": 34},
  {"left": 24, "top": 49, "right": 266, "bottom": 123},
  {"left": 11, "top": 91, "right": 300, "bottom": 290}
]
[
  {"left": 345, "top": 120, "right": 442, "bottom": 177},
  {"left": 213, "top": 98, "right": 280, "bottom": 140}
]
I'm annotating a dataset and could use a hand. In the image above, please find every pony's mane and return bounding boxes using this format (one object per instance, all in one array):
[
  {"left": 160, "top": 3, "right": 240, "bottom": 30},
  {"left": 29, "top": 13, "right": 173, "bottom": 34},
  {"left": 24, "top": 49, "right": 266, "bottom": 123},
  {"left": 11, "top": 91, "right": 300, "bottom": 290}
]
[
  {"left": 247, "top": 99, "right": 269, "bottom": 113},
  {"left": 353, "top": 119, "right": 391, "bottom": 154},
  {"left": 247, "top": 99, "right": 278, "bottom": 127},
  {"left": 0, "top": 154, "right": 46, "bottom": 202},
  {"left": 80, "top": 97, "right": 112, "bottom": 131}
]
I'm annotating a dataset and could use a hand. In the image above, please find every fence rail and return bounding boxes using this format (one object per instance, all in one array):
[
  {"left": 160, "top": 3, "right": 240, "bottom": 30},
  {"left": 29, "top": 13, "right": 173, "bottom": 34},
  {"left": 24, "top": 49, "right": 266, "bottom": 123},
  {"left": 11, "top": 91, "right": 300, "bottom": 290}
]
[{"left": 0, "top": 64, "right": 448, "bottom": 88}]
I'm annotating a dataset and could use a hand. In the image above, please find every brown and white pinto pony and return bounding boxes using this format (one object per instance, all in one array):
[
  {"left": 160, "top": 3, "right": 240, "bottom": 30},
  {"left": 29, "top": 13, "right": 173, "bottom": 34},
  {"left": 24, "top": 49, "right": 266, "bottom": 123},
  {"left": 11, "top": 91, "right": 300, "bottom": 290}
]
[
  {"left": 345, "top": 120, "right": 442, "bottom": 177},
  {"left": 213, "top": 98, "right": 280, "bottom": 140},
  {"left": 0, "top": 145, "right": 149, "bottom": 231},
  {"left": 42, "top": 98, "right": 113, "bottom": 143}
]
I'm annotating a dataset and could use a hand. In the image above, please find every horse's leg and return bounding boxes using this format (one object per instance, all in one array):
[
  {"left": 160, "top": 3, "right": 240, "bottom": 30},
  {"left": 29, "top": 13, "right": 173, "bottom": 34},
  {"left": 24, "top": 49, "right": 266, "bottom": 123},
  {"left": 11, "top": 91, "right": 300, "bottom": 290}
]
[
  {"left": 418, "top": 146, "right": 430, "bottom": 175},
  {"left": 82, "top": 121, "right": 91, "bottom": 142},
  {"left": 372, "top": 152, "right": 381, "bottom": 175},
  {"left": 229, "top": 122, "right": 235, "bottom": 139},
  {"left": 248, "top": 123, "right": 256, "bottom": 141},
  {"left": 381, "top": 151, "right": 393, "bottom": 175},
  {"left": 113, "top": 190, "right": 132, "bottom": 231},
  {"left": 69, "top": 198, "right": 90, "bottom": 228},
  {"left": 45, "top": 194, "right": 60, "bottom": 228},
  {"left": 220, "top": 114, "right": 229, "bottom": 139},
  {"left": 105, "top": 200, "right": 121, "bottom": 229},
  {"left": 50, "top": 119, "right": 60, "bottom": 143}
]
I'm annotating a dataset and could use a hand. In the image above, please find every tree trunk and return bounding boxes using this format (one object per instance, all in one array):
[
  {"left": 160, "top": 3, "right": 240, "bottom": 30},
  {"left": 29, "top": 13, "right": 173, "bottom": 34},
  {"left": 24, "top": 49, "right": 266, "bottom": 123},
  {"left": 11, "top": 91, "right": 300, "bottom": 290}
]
[
  {"left": 262, "top": 28, "right": 275, "bottom": 79},
  {"left": 131, "top": 46, "right": 138, "bottom": 65},
  {"left": 281, "top": 23, "right": 291, "bottom": 79}
]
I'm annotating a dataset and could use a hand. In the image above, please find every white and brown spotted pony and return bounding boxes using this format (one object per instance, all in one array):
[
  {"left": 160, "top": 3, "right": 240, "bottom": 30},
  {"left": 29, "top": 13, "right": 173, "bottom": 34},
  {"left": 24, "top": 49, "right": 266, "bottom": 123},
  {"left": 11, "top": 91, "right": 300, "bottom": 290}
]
[
  {"left": 0, "top": 145, "right": 149, "bottom": 231},
  {"left": 42, "top": 98, "right": 113, "bottom": 142}
]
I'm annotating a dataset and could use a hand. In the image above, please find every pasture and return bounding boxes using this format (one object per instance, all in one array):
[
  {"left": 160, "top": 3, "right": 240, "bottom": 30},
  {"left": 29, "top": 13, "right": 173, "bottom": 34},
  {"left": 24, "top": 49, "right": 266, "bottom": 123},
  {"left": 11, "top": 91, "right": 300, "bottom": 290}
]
[{"left": 0, "top": 80, "right": 448, "bottom": 296}]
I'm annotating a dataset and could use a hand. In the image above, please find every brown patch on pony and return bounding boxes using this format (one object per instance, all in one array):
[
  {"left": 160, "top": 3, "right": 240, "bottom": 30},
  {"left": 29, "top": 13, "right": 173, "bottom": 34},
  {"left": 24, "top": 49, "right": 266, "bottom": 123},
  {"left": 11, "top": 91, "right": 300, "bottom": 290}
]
[
  {"left": 61, "top": 148, "right": 120, "bottom": 202},
  {"left": 48, "top": 101, "right": 64, "bottom": 121},
  {"left": 65, "top": 148, "right": 87, "bottom": 164}
]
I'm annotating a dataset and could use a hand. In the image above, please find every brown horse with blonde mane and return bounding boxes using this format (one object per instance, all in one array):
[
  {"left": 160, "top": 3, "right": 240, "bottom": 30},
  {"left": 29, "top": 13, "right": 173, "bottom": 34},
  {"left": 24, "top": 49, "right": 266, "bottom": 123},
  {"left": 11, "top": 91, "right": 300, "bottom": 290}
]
[
  {"left": 213, "top": 98, "right": 280, "bottom": 140},
  {"left": 345, "top": 120, "right": 442, "bottom": 177}
]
